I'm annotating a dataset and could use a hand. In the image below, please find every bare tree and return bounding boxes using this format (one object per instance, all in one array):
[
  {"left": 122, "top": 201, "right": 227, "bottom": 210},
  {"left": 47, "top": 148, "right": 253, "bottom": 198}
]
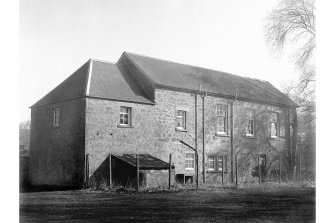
[
  {"left": 265, "top": 0, "right": 315, "bottom": 72},
  {"left": 265, "top": 0, "right": 316, "bottom": 181},
  {"left": 19, "top": 119, "right": 31, "bottom": 129}
]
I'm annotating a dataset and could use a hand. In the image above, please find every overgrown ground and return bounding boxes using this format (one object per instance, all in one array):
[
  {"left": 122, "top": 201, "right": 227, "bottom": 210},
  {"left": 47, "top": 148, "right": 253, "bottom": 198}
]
[{"left": 20, "top": 185, "right": 315, "bottom": 223}]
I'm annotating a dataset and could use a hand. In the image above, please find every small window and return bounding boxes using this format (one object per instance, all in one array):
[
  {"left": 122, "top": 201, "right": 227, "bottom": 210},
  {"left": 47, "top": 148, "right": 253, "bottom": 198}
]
[
  {"left": 176, "top": 110, "right": 186, "bottom": 130},
  {"left": 53, "top": 108, "right": 60, "bottom": 127},
  {"left": 259, "top": 154, "right": 266, "bottom": 167},
  {"left": 246, "top": 109, "right": 255, "bottom": 136},
  {"left": 208, "top": 156, "right": 215, "bottom": 171},
  {"left": 120, "top": 107, "right": 132, "bottom": 126},
  {"left": 185, "top": 153, "right": 195, "bottom": 170},
  {"left": 270, "top": 112, "right": 279, "bottom": 138},
  {"left": 208, "top": 155, "right": 227, "bottom": 172},
  {"left": 216, "top": 104, "right": 228, "bottom": 135}
]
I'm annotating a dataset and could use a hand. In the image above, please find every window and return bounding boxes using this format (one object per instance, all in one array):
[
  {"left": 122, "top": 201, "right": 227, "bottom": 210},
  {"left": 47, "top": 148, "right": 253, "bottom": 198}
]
[
  {"left": 216, "top": 104, "right": 228, "bottom": 135},
  {"left": 176, "top": 110, "right": 186, "bottom": 130},
  {"left": 207, "top": 155, "right": 227, "bottom": 172},
  {"left": 185, "top": 153, "right": 195, "bottom": 170},
  {"left": 270, "top": 112, "right": 279, "bottom": 138},
  {"left": 246, "top": 109, "right": 255, "bottom": 136},
  {"left": 53, "top": 108, "right": 60, "bottom": 127},
  {"left": 208, "top": 156, "right": 215, "bottom": 171},
  {"left": 259, "top": 154, "right": 266, "bottom": 167},
  {"left": 120, "top": 107, "right": 132, "bottom": 126}
]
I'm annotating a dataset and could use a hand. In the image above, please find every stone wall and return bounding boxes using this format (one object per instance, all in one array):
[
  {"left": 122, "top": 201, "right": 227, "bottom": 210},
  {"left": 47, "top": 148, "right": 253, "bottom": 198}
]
[
  {"left": 30, "top": 98, "right": 86, "bottom": 186},
  {"left": 85, "top": 88, "right": 293, "bottom": 185}
]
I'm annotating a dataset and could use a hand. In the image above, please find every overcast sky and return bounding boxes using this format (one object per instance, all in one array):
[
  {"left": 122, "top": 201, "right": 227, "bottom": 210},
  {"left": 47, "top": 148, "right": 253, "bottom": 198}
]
[{"left": 20, "top": 0, "right": 299, "bottom": 121}]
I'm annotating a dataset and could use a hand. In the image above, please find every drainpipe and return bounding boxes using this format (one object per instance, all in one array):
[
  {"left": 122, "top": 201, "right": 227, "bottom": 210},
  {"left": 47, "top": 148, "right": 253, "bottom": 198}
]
[
  {"left": 230, "top": 93, "right": 237, "bottom": 184},
  {"left": 201, "top": 91, "right": 206, "bottom": 184},
  {"left": 194, "top": 93, "right": 199, "bottom": 188},
  {"left": 230, "top": 100, "right": 234, "bottom": 184}
]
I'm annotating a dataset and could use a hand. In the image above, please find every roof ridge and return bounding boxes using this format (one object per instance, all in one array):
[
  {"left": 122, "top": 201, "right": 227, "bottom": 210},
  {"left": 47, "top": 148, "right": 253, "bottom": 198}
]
[
  {"left": 91, "top": 58, "right": 116, "bottom": 64},
  {"left": 124, "top": 51, "right": 251, "bottom": 80}
]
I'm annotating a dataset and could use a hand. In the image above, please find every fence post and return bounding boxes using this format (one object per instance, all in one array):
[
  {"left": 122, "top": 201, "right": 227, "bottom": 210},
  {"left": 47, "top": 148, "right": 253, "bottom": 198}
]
[
  {"left": 109, "top": 154, "right": 112, "bottom": 189},
  {"left": 258, "top": 155, "right": 261, "bottom": 185},
  {"left": 136, "top": 154, "right": 139, "bottom": 192},
  {"left": 196, "top": 153, "right": 199, "bottom": 190},
  {"left": 235, "top": 155, "right": 238, "bottom": 188},
  {"left": 84, "top": 154, "right": 87, "bottom": 185},
  {"left": 222, "top": 156, "right": 224, "bottom": 185},
  {"left": 279, "top": 156, "right": 281, "bottom": 184},
  {"left": 169, "top": 154, "right": 172, "bottom": 190}
]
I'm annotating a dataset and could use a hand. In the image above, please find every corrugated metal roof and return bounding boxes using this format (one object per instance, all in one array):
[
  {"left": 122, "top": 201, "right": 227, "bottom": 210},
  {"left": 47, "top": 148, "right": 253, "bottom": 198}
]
[
  {"left": 124, "top": 52, "right": 297, "bottom": 107},
  {"left": 112, "top": 154, "right": 173, "bottom": 170}
]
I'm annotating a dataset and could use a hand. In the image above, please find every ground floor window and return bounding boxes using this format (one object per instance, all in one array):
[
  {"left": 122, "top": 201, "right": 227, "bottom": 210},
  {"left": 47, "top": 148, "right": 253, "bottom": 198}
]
[
  {"left": 259, "top": 154, "right": 266, "bottom": 167},
  {"left": 208, "top": 155, "right": 227, "bottom": 172},
  {"left": 185, "top": 153, "right": 195, "bottom": 170}
]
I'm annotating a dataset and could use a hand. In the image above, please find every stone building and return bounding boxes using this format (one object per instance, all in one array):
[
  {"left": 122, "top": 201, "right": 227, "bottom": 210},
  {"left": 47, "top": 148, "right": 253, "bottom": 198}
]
[{"left": 29, "top": 52, "right": 297, "bottom": 188}]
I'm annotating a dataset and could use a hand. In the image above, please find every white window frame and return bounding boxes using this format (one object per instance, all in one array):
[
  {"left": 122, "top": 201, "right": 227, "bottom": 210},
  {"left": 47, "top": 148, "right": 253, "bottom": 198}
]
[
  {"left": 216, "top": 104, "right": 228, "bottom": 135},
  {"left": 270, "top": 112, "right": 279, "bottom": 138},
  {"left": 208, "top": 156, "right": 215, "bottom": 171},
  {"left": 53, "top": 108, "right": 60, "bottom": 127},
  {"left": 246, "top": 109, "right": 255, "bottom": 137},
  {"left": 208, "top": 155, "right": 226, "bottom": 172},
  {"left": 176, "top": 110, "right": 186, "bottom": 130},
  {"left": 120, "top": 106, "right": 132, "bottom": 126},
  {"left": 185, "top": 153, "right": 195, "bottom": 170}
]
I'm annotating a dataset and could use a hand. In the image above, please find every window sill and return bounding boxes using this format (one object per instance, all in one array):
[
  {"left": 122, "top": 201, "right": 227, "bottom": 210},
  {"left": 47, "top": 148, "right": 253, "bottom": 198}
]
[
  {"left": 117, "top": 124, "right": 134, "bottom": 128},
  {"left": 207, "top": 170, "right": 228, "bottom": 173},
  {"left": 185, "top": 168, "right": 194, "bottom": 171},
  {"left": 270, "top": 136, "right": 282, "bottom": 141},
  {"left": 215, "top": 133, "right": 230, "bottom": 137},
  {"left": 175, "top": 128, "right": 188, "bottom": 132},
  {"left": 245, "top": 135, "right": 257, "bottom": 139}
]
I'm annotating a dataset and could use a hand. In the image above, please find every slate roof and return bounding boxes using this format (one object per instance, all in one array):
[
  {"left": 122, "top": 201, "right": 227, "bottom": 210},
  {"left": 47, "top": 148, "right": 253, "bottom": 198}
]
[
  {"left": 88, "top": 60, "right": 154, "bottom": 104},
  {"left": 31, "top": 52, "right": 296, "bottom": 108},
  {"left": 124, "top": 52, "right": 297, "bottom": 107},
  {"left": 112, "top": 154, "right": 174, "bottom": 170},
  {"left": 31, "top": 59, "right": 154, "bottom": 107},
  {"left": 31, "top": 60, "right": 91, "bottom": 107}
]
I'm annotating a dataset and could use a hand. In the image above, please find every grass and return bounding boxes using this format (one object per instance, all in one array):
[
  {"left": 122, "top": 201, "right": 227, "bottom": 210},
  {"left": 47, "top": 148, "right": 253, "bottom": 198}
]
[
  {"left": 20, "top": 185, "right": 315, "bottom": 222},
  {"left": 85, "top": 177, "right": 314, "bottom": 195}
]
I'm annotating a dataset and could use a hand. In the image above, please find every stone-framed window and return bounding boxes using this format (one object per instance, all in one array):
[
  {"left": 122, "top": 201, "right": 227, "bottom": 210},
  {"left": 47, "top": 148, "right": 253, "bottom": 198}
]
[
  {"left": 176, "top": 110, "right": 186, "bottom": 130},
  {"left": 246, "top": 108, "right": 255, "bottom": 137},
  {"left": 119, "top": 106, "right": 132, "bottom": 126},
  {"left": 270, "top": 112, "right": 279, "bottom": 138},
  {"left": 216, "top": 104, "right": 228, "bottom": 135},
  {"left": 259, "top": 154, "right": 266, "bottom": 167},
  {"left": 53, "top": 107, "right": 60, "bottom": 127},
  {"left": 185, "top": 153, "right": 195, "bottom": 170},
  {"left": 208, "top": 155, "right": 227, "bottom": 172}
]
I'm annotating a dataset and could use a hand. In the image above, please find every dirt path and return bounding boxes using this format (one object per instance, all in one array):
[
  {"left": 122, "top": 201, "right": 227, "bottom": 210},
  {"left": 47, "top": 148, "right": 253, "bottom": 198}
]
[{"left": 20, "top": 187, "right": 315, "bottom": 222}]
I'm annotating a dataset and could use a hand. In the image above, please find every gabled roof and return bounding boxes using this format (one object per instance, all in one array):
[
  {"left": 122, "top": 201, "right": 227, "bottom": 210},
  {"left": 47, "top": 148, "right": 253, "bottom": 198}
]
[
  {"left": 31, "top": 59, "right": 154, "bottom": 107},
  {"left": 31, "top": 60, "right": 91, "bottom": 107},
  {"left": 123, "top": 52, "right": 297, "bottom": 107},
  {"left": 112, "top": 154, "right": 174, "bottom": 170},
  {"left": 88, "top": 60, "right": 154, "bottom": 104},
  {"left": 31, "top": 52, "right": 296, "bottom": 108}
]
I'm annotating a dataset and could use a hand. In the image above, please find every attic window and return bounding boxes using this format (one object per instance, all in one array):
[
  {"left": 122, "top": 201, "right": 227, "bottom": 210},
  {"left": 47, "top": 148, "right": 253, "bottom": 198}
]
[
  {"left": 246, "top": 109, "right": 255, "bottom": 137},
  {"left": 270, "top": 112, "right": 279, "bottom": 138},
  {"left": 53, "top": 108, "right": 60, "bottom": 127},
  {"left": 120, "top": 107, "right": 132, "bottom": 126},
  {"left": 176, "top": 110, "right": 186, "bottom": 130},
  {"left": 216, "top": 104, "right": 228, "bottom": 135}
]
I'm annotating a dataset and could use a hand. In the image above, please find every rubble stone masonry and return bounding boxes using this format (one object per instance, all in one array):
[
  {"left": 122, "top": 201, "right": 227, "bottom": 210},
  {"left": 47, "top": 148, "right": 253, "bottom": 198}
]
[{"left": 86, "top": 88, "right": 293, "bottom": 184}]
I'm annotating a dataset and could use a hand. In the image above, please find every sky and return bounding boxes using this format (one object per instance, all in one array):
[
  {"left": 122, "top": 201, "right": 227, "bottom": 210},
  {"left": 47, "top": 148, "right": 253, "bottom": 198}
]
[{"left": 19, "top": 0, "right": 300, "bottom": 121}]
